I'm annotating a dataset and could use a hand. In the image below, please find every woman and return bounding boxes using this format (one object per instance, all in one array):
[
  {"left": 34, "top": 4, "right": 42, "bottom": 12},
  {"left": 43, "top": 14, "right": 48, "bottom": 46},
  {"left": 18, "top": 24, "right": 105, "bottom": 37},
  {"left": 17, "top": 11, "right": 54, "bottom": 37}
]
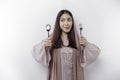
[{"left": 32, "top": 9, "right": 100, "bottom": 80}]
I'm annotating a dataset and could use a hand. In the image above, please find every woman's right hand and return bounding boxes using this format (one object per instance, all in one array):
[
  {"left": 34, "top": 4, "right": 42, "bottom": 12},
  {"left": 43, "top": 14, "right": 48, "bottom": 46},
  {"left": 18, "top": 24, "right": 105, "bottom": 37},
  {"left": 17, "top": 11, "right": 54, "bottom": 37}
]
[{"left": 43, "top": 37, "right": 52, "bottom": 47}]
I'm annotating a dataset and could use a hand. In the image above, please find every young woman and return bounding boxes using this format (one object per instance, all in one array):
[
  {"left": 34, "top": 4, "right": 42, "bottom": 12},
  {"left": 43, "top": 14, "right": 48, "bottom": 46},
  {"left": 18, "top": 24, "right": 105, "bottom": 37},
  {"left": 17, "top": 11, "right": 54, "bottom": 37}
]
[{"left": 32, "top": 9, "right": 100, "bottom": 80}]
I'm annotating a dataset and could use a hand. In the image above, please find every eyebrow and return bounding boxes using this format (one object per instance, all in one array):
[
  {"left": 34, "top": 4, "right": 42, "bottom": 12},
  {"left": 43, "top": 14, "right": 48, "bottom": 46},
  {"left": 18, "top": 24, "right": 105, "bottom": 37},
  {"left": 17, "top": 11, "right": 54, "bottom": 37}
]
[{"left": 60, "top": 17, "right": 72, "bottom": 20}]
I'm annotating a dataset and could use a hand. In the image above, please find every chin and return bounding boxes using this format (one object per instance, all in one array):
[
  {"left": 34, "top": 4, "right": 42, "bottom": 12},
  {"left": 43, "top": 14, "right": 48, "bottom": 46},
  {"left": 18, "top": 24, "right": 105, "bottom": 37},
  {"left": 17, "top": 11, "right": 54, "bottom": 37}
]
[{"left": 64, "top": 30, "right": 70, "bottom": 33}]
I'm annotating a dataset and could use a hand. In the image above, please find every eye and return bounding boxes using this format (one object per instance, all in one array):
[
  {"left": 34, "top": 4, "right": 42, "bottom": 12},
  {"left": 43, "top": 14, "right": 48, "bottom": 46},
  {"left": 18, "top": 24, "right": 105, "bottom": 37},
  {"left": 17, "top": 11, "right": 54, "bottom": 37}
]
[
  {"left": 60, "top": 19, "right": 65, "bottom": 22},
  {"left": 67, "top": 18, "right": 72, "bottom": 22}
]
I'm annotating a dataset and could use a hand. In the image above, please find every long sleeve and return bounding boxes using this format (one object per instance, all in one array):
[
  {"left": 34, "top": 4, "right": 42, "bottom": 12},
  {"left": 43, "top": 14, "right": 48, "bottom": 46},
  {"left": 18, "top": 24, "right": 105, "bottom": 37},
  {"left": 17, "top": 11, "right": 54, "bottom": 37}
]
[
  {"left": 81, "top": 42, "right": 100, "bottom": 67},
  {"left": 32, "top": 41, "right": 51, "bottom": 66}
]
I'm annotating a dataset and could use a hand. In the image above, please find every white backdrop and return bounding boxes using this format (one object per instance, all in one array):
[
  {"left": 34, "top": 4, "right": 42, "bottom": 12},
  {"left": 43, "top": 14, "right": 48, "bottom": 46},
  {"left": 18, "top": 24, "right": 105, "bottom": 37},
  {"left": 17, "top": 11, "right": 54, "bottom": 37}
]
[{"left": 0, "top": 0, "right": 120, "bottom": 80}]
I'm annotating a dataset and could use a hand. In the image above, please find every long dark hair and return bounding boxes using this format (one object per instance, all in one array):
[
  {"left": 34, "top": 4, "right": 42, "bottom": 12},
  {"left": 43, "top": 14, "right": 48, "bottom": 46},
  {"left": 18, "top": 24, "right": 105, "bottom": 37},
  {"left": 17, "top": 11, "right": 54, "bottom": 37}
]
[
  {"left": 48, "top": 10, "right": 77, "bottom": 73},
  {"left": 50, "top": 9, "right": 77, "bottom": 53}
]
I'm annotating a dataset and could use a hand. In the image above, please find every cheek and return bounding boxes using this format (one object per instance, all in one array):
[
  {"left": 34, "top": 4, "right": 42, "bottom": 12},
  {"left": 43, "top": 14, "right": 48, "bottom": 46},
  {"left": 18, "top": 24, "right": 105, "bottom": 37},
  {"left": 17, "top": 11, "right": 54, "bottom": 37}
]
[
  {"left": 69, "top": 23, "right": 73, "bottom": 28},
  {"left": 69, "top": 23, "right": 73, "bottom": 31},
  {"left": 70, "top": 21, "right": 73, "bottom": 25},
  {"left": 59, "top": 23, "right": 62, "bottom": 28},
  {"left": 59, "top": 22, "right": 64, "bottom": 28},
  {"left": 69, "top": 26, "right": 72, "bottom": 31},
  {"left": 68, "top": 21, "right": 72, "bottom": 25},
  {"left": 59, "top": 21, "right": 62, "bottom": 26}
]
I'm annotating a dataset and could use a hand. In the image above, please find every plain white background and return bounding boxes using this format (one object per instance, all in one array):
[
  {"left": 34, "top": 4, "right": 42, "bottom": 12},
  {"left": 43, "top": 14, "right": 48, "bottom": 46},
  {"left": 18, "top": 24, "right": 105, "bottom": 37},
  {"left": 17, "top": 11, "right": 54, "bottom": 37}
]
[{"left": 0, "top": 0, "right": 120, "bottom": 80}]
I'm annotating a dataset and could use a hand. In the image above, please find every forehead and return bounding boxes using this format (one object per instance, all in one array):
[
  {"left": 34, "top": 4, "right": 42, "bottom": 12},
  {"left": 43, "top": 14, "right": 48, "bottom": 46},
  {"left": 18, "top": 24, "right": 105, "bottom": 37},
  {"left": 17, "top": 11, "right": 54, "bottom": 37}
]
[{"left": 60, "top": 13, "right": 72, "bottom": 19}]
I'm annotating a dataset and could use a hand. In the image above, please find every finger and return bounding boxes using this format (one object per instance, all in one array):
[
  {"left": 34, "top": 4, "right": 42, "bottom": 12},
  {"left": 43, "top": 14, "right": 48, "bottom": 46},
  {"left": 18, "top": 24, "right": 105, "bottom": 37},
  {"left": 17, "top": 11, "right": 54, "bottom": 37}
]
[
  {"left": 45, "top": 42, "right": 52, "bottom": 46},
  {"left": 80, "top": 37, "right": 87, "bottom": 42},
  {"left": 47, "top": 37, "right": 52, "bottom": 40},
  {"left": 44, "top": 37, "right": 51, "bottom": 41},
  {"left": 80, "top": 35, "right": 84, "bottom": 38},
  {"left": 44, "top": 39, "right": 52, "bottom": 43},
  {"left": 79, "top": 39, "right": 86, "bottom": 44},
  {"left": 45, "top": 40, "right": 51, "bottom": 43}
]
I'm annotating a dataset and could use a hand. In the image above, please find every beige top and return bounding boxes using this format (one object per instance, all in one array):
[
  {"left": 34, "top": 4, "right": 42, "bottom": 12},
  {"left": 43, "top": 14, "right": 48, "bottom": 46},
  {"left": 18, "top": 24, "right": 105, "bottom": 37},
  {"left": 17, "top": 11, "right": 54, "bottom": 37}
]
[{"left": 32, "top": 41, "right": 100, "bottom": 80}]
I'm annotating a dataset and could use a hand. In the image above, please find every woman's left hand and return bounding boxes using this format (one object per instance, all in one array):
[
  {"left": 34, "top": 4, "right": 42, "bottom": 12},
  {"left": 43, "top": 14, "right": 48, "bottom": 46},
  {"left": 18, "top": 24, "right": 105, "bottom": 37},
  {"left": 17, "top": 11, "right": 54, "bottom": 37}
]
[{"left": 79, "top": 36, "right": 87, "bottom": 46}]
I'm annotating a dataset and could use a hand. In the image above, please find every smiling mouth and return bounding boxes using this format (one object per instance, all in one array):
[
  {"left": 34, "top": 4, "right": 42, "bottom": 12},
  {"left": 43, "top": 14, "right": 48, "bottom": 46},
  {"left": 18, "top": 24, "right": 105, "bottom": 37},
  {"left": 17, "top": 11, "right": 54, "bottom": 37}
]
[{"left": 64, "top": 27, "right": 69, "bottom": 29}]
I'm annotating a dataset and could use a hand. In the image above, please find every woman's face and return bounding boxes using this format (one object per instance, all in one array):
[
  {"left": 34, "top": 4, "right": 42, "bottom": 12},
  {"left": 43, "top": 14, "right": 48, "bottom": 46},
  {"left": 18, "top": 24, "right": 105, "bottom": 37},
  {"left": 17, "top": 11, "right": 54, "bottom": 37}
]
[{"left": 59, "top": 13, "right": 73, "bottom": 33}]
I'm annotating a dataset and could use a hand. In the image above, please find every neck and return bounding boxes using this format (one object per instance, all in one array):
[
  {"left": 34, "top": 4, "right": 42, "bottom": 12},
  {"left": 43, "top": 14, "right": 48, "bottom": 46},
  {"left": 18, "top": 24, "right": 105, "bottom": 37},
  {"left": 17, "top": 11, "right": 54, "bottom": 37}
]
[
  {"left": 61, "top": 32, "right": 69, "bottom": 47},
  {"left": 61, "top": 32, "right": 68, "bottom": 40}
]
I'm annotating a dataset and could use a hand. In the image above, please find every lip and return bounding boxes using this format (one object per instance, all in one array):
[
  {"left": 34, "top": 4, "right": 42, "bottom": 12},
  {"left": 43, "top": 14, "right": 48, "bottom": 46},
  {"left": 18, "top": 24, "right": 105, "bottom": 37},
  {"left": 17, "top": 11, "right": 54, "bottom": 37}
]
[
  {"left": 64, "top": 27, "right": 69, "bottom": 29},
  {"left": 63, "top": 26, "right": 69, "bottom": 28}
]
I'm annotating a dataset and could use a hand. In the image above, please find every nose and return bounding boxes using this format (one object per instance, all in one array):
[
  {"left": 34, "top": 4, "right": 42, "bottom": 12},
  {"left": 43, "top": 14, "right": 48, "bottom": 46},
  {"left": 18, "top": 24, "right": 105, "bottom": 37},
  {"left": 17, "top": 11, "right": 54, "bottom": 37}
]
[{"left": 64, "top": 21, "right": 68, "bottom": 26}]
